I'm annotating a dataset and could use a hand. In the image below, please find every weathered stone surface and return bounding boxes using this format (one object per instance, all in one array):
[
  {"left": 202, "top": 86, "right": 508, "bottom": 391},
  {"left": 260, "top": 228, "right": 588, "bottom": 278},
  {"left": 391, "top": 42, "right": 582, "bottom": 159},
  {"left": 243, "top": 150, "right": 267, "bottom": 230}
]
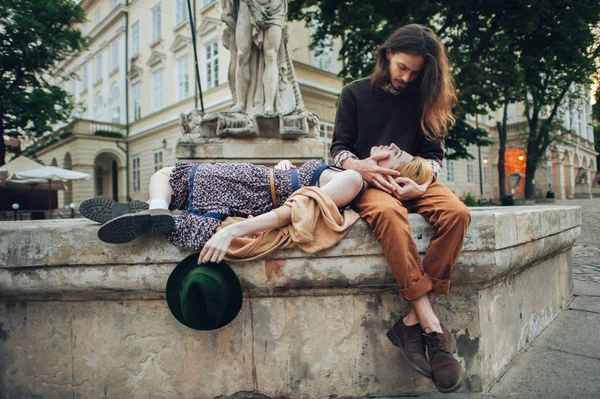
[
  {"left": 0, "top": 205, "right": 581, "bottom": 397},
  {"left": 175, "top": 137, "right": 325, "bottom": 164},
  {"left": 0, "top": 206, "right": 581, "bottom": 301}
]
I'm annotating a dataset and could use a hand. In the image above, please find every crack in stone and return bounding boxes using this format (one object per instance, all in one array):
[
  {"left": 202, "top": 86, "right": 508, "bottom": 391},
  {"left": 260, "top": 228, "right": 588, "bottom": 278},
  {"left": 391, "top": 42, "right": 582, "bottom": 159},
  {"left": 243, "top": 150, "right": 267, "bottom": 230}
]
[
  {"left": 567, "top": 308, "right": 600, "bottom": 316},
  {"left": 542, "top": 346, "right": 600, "bottom": 361}
]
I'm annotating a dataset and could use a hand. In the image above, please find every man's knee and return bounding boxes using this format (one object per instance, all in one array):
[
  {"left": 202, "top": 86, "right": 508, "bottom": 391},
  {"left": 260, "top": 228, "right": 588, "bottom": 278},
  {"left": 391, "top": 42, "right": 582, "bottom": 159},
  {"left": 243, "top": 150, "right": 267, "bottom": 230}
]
[{"left": 441, "top": 201, "right": 471, "bottom": 230}]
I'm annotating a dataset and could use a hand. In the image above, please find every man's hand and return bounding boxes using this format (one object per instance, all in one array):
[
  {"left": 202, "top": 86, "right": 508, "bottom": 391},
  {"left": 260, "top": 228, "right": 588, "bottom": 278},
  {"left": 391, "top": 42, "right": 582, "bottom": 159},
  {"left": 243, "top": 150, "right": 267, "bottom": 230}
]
[
  {"left": 345, "top": 154, "right": 401, "bottom": 193},
  {"left": 387, "top": 175, "right": 431, "bottom": 201},
  {"left": 274, "top": 160, "right": 296, "bottom": 170}
]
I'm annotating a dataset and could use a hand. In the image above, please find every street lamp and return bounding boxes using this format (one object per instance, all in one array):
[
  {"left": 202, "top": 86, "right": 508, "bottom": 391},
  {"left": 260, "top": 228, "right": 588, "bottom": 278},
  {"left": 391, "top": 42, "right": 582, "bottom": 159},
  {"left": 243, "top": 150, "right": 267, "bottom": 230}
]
[{"left": 11, "top": 203, "right": 20, "bottom": 221}]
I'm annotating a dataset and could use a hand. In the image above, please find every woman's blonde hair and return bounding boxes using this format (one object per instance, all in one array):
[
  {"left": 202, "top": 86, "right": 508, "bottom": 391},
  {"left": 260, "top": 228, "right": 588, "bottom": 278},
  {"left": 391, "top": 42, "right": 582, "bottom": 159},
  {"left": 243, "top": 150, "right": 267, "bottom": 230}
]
[{"left": 392, "top": 157, "right": 433, "bottom": 185}]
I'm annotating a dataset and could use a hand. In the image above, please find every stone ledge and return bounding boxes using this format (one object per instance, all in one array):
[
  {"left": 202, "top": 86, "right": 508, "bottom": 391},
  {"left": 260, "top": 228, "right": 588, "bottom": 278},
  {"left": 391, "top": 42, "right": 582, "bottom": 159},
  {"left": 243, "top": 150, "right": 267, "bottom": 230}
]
[
  {"left": 0, "top": 205, "right": 581, "bottom": 301},
  {"left": 0, "top": 205, "right": 581, "bottom": 396}
]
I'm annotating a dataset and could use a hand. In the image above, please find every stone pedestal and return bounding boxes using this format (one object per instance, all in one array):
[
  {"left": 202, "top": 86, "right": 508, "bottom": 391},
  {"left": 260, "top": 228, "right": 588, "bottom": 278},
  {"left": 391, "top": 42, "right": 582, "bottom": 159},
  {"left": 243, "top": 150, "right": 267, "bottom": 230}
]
[
  {"left": 176, "top": 110, "right": 324, "bottom": 165},
  {"left": 0, "top": 206, "right": 580, "bottom": 397}
]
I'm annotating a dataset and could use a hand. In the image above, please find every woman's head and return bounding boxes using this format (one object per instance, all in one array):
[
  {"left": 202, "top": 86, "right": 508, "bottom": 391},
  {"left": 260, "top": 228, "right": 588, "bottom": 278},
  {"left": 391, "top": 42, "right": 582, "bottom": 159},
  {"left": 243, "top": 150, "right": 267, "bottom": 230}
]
[
  {"left": 392, "top": 157, "right": 433, "bottom": 185},
  {"left": 369, "top": 144, "right": 433, "bottom": 185},
  {"left": 371, "top": 24, "right": 457, "bottom": 140}
]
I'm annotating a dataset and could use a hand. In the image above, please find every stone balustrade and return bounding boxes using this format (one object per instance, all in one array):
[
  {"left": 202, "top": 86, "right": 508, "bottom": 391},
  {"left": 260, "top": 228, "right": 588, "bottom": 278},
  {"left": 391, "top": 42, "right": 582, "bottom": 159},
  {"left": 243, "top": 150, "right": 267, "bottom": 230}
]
[{"left": 0, "top": 205, "right": 580, "bottom": 398}]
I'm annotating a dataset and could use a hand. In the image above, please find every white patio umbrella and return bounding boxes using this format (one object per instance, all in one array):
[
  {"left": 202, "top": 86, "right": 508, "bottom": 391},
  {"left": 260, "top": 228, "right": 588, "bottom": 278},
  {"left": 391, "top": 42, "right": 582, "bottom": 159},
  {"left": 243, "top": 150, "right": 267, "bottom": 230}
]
[{"left": 12, "top": 166, "right": 91, "bottom": 210}]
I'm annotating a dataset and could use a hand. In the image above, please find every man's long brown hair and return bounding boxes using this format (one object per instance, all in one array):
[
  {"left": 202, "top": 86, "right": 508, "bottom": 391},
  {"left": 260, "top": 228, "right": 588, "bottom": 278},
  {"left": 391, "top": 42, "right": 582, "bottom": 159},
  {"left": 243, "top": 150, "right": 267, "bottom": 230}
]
[{"left": 371, "top": 24, "right": 457, "bottom": 140}]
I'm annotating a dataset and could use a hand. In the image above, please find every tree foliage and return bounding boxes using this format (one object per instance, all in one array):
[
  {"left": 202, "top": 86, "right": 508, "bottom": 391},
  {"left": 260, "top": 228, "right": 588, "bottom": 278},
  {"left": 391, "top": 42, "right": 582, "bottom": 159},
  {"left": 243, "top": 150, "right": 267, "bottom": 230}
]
[
  {"left": 0, "top": 0, "right": 86, "bottom": 166},
  {"left": 289, "top": 0, "right": 495, "bottom": 160},
  {"left": 290, "top": 0, "right": 600, "bottom": 198}
]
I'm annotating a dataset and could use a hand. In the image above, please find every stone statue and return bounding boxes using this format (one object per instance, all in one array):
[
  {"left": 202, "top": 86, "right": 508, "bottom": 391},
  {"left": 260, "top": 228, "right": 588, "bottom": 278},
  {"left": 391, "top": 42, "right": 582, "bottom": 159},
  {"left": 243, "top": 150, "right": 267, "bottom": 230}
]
[
  {"left": 221, "top": 0, "right": 303, "bottom": 116},
  {"left": 176, "top": 0, "right": 323, "bottom": 164}
]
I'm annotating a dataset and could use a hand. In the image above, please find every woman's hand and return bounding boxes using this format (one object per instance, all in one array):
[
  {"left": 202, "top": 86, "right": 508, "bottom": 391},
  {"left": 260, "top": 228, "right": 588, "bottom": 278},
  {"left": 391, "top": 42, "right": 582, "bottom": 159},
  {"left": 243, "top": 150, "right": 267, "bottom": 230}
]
[
  {"left": 274, "top": 160, "right": 296, "bottom": 170},
  {"left": 347, "top": 154, "right": 401, "bottom": 193},
  {"left": 198, "top": 226, "right": 238, "bottom": 264},
  {"left": 387, "top": 175, "right": 430, "bottom": 201}
]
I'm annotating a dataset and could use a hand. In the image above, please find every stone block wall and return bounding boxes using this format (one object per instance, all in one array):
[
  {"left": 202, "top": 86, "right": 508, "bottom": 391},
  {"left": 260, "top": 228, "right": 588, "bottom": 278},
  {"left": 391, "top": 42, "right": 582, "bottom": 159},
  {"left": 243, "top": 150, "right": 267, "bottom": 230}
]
[{"left": 0, "top": 205, "right": 580, "bottom": 397}]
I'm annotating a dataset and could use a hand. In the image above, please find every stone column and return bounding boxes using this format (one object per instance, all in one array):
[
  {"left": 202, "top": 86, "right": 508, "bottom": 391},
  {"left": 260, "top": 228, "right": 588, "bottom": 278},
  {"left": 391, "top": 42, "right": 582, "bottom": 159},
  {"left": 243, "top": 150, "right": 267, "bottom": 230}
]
[
  {"left": 71, "top": 164, "right": 95, "bottom": 205},
  {"left": 586, "top": 166, "right": 593, "bottom": 198},
  {"left": 557, "top": 158, "right": 566, "bottom": 200},
  {"left": 118, "top": 165, "right": 128, "bottom": 203},
  {"left": 567, "top": 163, "right": 575, "bottom": 199}
]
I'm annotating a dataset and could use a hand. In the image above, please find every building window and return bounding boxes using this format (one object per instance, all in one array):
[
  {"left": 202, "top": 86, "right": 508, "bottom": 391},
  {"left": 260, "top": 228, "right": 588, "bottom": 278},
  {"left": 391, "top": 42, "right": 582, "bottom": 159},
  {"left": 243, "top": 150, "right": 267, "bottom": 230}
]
[
  {"left": 483, "top": 157, "right": 490, "bottom": 185},
  {"left": 154, "top": 151, "right": 163, "bottom": 172},
  {"left": 110, "top": 84, "right": 120, "bottom": 123},
  {"left": 175, "top": 0, "right": 187, "bottom": 26},
  {"left": 467, "top": 160, "right": 474, "bottom": 183},
  {"left": 111, "top": 41, "right": 119, "bottom": 72},
  {"left": 132, "top": 157, "right": 141, "bottom": 192},
  {"left": 96, "top": 167, "right": 103, "bottom": 196},
  {"left": 95, "top": 53, "right": 103, "bottom": 83},
  {"left": 152, "top": 3, "right": 162, "bottom": 44},
  {"left": 132, "top": 83, "right": 141, "bottom": 121},
  {"left": 131, "top": 22, "right": 140, "bottom": 57},
  {"left": 94, "top": 9, "right": 101, "bottom": 25},
  {"left": 203, "top": 0, "right": 215, "bottom": 6},
  {"left": 446, "top": 160, "right": 455, "bottom": 183},
  {"left": 205, "top": 41, "right": 218, "bottom": 90},
  {"left": 176, "top": 54, "right": 189, "bottom": 101},
  {"left": 81, "top": 24, "right": 87, "bottom": 36},
  {"left": 110, "top": 0, "right": 118, "bottom": 10},
  {"left": 94, "top": 93, "right": 103, "bottom": 120},
  {"left": 81, "top": 63, "right": 88, "bottom": 91},
  {"left": 152, "top": 69, "right": 164, "bottom": 111},
  {"left": 71, "top": 78, "right": 77, "bottom": 96},
  {"left": 319, "top": 122, "right": 334, "bottom": 163}
]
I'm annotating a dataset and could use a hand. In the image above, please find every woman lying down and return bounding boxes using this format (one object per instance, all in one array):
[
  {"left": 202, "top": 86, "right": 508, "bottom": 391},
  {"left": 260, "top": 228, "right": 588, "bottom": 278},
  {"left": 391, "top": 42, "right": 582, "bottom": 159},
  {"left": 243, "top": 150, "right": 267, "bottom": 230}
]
[{"left": 79, "top": 144, "right": 432, "bottom": 263}]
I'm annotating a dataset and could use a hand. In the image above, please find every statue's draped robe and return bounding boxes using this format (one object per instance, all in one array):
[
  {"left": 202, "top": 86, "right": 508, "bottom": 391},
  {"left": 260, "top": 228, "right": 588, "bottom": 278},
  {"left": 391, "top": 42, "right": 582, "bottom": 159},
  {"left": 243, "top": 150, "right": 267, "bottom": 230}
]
[{"left": 222, "top": 0, "right": 302, "bottom": 116}]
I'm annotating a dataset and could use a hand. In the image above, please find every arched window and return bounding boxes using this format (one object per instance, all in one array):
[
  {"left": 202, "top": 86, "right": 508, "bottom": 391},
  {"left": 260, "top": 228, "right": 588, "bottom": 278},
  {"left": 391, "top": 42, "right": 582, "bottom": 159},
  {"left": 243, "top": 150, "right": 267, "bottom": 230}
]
[
  {"left": 94, "top": 93, "right": 104, "bottom": 121},
  {"left": 110, "top": 84, "right": 120, "bottom": 123},
  {"left": 50, "top": 158, "right": 58, "bottom": 167}
]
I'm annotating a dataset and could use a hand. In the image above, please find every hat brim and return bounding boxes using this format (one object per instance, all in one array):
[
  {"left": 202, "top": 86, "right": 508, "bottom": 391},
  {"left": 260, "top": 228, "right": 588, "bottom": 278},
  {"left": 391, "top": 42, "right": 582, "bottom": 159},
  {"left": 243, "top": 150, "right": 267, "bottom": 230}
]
[{"left": 166, "top": 253, "right": 243, "bottom": 331}]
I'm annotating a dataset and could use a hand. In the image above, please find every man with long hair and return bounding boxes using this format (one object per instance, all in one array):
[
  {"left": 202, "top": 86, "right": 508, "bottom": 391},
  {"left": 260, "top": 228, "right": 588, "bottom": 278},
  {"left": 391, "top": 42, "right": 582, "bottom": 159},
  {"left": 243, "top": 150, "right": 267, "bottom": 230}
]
[{"left": 330, "top": 24, "right": 470, "bottom": 393}]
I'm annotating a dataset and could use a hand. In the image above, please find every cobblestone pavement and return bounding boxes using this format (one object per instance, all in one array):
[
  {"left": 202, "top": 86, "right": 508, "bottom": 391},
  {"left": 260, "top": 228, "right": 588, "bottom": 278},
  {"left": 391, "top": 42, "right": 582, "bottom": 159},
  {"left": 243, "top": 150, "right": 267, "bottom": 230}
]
[{"left": 556, "top": 197, "right": 600, "bottom": 284}]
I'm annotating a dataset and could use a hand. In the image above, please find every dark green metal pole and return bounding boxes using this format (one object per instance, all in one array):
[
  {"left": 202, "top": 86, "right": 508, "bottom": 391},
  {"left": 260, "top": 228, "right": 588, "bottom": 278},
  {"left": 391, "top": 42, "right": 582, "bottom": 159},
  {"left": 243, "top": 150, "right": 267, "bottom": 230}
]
[{"left": 186, "top": 0, "right": 204, "bottom": 112}]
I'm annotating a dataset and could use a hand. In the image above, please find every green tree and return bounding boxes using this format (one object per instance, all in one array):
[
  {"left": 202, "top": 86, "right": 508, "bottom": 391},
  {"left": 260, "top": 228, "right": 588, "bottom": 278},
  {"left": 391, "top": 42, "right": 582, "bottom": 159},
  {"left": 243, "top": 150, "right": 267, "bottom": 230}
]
[
  {"left": 0, "top": 0, "right": 86, "bottom": 166},
  {"left": 289, "top": 0, "right": 492, "bottom": 161},
  {"left": 291, "top": 1, "right": 600, "bottom": 198}
]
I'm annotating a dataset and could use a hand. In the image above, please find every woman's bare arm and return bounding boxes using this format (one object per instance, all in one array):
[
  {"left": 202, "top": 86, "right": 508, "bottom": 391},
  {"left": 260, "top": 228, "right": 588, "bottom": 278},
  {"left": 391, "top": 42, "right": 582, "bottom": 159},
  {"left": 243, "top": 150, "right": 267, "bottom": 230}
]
[{"left": 198, "top": 169, "right": 364, "bottom": 264}]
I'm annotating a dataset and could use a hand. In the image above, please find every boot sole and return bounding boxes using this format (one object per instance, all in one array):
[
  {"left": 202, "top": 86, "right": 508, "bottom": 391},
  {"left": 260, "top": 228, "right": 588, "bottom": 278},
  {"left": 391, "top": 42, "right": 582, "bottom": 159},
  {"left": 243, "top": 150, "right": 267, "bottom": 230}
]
[
  {"left": 97, "top": 213, "right": 175, "bottom": 244},
  {"left": 80, "top": 198, "right": 149, "bottom": 224},
  {"left": 386, "top": 328, "right": 433, "bottom": 379}
]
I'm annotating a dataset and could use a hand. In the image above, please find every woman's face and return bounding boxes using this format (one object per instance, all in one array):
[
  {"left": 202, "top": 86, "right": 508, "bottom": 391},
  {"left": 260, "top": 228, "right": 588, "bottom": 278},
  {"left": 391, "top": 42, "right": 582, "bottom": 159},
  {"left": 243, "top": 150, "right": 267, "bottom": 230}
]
[{"left": 370, "top": 143, "right": 414, "bottom": 169}]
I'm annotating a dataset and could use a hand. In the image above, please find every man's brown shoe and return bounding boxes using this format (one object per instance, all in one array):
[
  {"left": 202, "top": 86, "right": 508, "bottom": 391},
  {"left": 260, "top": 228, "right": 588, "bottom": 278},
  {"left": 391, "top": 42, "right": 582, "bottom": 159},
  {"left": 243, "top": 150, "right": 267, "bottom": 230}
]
[
  {"left": 387, "top": 319, "right": 432, "bottom": 378},
  {"left": 424, "top": 331, "right": 463, "bottom": 393},
  {"left": 97, "top": 209, "right": 175, "bottom": 244}
]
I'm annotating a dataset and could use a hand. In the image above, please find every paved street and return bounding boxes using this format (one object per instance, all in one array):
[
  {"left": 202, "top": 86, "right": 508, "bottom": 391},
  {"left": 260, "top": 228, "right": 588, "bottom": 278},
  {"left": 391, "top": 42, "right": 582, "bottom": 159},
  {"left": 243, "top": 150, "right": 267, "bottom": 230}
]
[{"left": 557, "top": 198, "right": 600, "bottom": 285}]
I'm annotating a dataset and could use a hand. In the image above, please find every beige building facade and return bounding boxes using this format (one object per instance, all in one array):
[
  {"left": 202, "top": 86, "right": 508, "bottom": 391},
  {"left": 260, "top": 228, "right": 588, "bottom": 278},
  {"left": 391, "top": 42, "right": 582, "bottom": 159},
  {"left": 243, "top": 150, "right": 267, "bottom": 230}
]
[
  {"left": 35, "top": 0, "right": 342, "bottom": 208},
  {"left": 29, "top": 0, "right": 597, "bottom": 207}
]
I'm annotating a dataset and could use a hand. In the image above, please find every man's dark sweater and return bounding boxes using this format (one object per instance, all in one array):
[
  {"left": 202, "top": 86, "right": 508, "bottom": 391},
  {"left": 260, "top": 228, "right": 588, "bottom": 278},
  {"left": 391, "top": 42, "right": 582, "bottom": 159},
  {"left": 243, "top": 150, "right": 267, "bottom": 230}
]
[{"left": 330, "top": 77, "right": 444, "bottom": 163}]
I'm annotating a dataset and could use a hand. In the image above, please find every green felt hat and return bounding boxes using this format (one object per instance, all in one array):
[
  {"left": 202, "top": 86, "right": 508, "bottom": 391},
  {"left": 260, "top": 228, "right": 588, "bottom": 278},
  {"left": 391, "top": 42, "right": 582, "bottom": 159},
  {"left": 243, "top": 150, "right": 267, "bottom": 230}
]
[{"left": 166, "top": 253, "right": 243, "bottom": 331}]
